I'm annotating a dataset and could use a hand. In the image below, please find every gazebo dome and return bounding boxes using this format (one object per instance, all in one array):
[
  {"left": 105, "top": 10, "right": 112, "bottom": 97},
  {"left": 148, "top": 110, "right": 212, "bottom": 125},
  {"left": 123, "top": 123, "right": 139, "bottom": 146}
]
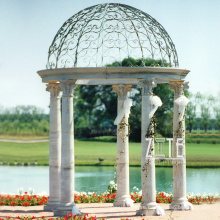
[{"left": 47, "top": 3, "right": 178, "bottom": 69}]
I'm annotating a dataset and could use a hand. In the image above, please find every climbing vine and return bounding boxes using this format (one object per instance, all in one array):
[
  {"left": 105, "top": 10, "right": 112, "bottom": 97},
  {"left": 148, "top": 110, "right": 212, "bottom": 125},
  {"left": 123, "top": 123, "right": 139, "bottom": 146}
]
[
  {"left": 118, "top": 117, "right": 130, "bottom": 142},
  {"left": 142, "top": 115, "right": 157, "bottom": 180},
  {"left": 174, "top": 115, "right": 185, "bottom": 138},
  {"left": 117, "top": 116, "right": 130, "bottom": 154},
  {"left": 145, "top": 115, "right": 157, "bottom": 138},
  {"left": 173, "top": 115, "right": 186, "bottom": 175}
]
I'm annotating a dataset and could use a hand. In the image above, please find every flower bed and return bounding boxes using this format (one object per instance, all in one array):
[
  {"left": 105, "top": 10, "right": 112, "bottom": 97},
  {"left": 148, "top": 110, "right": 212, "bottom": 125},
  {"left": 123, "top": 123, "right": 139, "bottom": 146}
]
[
  {"left": 0, "top": 191, "right": 218, "bottom": 206},
  {"left": 187, "top": 192, "right": 218, "bottom": 204},
  {"left": 0, "top": 182, "right": 219, "bottom": 206},
  {"left": 74, "top": 192, "right": 116, "bottom": 204},
  {"left": 0, "top": 192, "right": 48, "bottom": 206},
  {"left": 1, "top": 213, "right": 97, "bottom": 220}
]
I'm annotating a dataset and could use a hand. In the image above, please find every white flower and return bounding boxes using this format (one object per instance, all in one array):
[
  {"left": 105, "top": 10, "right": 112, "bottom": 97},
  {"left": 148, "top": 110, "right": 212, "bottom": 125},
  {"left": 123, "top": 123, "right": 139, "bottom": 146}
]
[
  {"left": 18, "top": 188, "right": 24, "bottom": 195},
  {"left": 29, "top": 188, "right": 34, "bottom": 195},
  {"left": 37, "top": 191, "right": 48, "bottom": 196},
  {"left": 138, "top": 190, "right": 142, "bottom": 196},
  {"left": 133, "top": 186, "right": 139, "bottom": 192},
  {"left": 109, "top": 180, "right": 115, "bottom": 185}
]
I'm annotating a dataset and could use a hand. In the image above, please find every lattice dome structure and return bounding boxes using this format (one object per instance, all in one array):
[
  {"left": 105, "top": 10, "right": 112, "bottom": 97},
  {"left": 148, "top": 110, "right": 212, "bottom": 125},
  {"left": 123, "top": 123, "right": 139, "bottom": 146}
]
[{"left": 47, "top": 3, "right": 178, "bottom": 69}]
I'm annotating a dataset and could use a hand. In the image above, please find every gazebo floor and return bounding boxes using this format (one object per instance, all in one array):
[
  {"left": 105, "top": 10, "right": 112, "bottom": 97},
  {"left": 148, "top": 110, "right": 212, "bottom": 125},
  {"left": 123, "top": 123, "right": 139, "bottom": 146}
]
[{"left": 0, "top": 202, "right": 219, "bottom": 219}]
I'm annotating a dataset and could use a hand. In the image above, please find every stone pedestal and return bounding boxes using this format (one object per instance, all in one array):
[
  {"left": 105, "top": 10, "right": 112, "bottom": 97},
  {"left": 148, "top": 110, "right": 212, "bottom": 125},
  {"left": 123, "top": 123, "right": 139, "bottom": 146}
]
[
  {"left": 169, "top": 81, "right": 188, "bottom": 210},
  {"left": 44, "top": 83, "right": 61, "bottom": 211},
  {"left": 113, "top": 84, "right": 133, "bottom": 207},
  {"left": 54, "top": 80, "right": 77, "bottom": 216}
]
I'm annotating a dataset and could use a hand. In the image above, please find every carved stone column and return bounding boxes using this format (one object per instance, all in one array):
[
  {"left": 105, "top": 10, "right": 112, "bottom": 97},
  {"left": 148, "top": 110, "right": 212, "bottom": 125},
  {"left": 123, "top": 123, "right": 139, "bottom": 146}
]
[
  {"left": 45, "top": 83, "right": 61, "bottom": 211},
  {"left": 136, "top": 79, "right": 158, "bottom": 216},
  {"left": 169, "top": 81, "right": 188, "bottom": 210},
  {"left": 112, "top": 84, "right": 133, "bottom": 207},
  {"left": 54, "top": 80, "right": 77, "bottom": 216}
]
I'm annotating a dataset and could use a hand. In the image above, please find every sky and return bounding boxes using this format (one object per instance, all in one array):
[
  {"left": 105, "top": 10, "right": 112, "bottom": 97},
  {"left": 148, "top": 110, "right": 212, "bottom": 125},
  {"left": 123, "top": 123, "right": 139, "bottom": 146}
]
[{"left": 0, "top": 0, "right": 220, "bottom": 113}]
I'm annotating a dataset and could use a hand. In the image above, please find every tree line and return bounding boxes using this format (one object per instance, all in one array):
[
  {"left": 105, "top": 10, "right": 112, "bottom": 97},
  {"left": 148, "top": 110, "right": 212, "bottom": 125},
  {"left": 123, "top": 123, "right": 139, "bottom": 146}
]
[
  {"left": 0, "top": 91, "right": 219, "bottom": 139},
  {"left": 0, "top": 105, "right": 49, "bottom": 136},
  {"left": 185, "top": 92, "right": 220, "bottom": 134}
]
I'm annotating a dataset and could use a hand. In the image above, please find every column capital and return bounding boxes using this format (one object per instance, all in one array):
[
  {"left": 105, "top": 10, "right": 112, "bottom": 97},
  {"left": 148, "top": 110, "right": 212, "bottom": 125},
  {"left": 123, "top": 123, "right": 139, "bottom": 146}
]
[
  {"left": 138, "top": 79, "right": 156, "bottom": 95},
  {"left": 112, "top": 84, "right": 132, "bottom": 98},
  {"left": 46, "top": 83, "right": 61, "bottom": 98},
  {"left": 169, "top": 81, "right": 189, "bottom": 96},
  {"left": 59, "top": 80, "right": 77, "bottom": 96}
]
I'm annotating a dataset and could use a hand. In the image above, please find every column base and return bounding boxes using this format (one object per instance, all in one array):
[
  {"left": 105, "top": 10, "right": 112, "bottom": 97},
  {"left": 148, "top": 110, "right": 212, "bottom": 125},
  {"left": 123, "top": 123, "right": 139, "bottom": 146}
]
[
  {"left": 136, "top": 202, "right": 157, "bottom": 216},
  {"left": 54, "top": 203, "right": 80, "bottom": 216},
  {"left": 44, "top": 198, "right": 60, "bottom": 211},
  {"left": 170, "top": 198, "right": 192, "bottom": 210},
  {"left": 113, "top": 195, "right": 134, "bottom": 207}
]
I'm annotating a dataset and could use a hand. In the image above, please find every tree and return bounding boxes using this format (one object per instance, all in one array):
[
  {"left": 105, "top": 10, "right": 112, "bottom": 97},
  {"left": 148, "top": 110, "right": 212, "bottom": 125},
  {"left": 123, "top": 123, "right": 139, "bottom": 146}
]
[
  {"left": 74, "top": 86, "right": 101, "bottom": 127},
  {"left": 193, "top": 93, "right": 215, "bottom": 132},
  {"left": 185, "top": 92, "right": 197, "bottom": 135},
  {"left": 74, "top": 85, "right": 117, "bottom": 128},
  {"left": 153, "top": 84, "right": 174, "bottom": 137},
  {"left": 213, "top": 106, "right": 220, "bottom": 130},
  {"left": 200, "top": 104, "right": 210, "bottom": 133},
  {"left": 185, "top": 103, "right": 196, "bottom": 134}
]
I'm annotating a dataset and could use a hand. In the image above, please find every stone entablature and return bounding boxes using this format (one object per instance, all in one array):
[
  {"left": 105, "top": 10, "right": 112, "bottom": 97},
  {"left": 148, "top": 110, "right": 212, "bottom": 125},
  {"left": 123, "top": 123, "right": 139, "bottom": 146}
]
[{"left": 38, "top": 67, "right": 189, "bottom": 84}]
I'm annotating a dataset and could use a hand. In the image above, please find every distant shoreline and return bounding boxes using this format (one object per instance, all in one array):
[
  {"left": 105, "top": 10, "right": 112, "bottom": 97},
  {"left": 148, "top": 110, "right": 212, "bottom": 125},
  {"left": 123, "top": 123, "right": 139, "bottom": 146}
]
[{"left": 0, "top": 139, "right": 49, "bottom": 143}]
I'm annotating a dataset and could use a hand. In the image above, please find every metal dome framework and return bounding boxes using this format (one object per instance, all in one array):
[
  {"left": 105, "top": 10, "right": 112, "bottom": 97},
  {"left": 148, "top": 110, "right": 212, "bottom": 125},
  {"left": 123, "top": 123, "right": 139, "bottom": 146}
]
[{"left": 47, "top": 3, "right": 178, "bottom": 69}]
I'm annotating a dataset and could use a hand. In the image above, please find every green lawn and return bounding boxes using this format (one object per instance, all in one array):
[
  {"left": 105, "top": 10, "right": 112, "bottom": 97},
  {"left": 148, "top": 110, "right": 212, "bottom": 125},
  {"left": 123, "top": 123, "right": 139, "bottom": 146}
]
[{"left": 0, "top": 137, "right": 220, "bottom": 167}]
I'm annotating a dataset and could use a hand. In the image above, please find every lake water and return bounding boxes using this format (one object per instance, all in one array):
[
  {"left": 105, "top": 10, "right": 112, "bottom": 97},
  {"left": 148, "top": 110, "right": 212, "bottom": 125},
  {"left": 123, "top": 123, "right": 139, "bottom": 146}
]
[{"left": 0, "top": 166, "right": 220, "bottom": 195}]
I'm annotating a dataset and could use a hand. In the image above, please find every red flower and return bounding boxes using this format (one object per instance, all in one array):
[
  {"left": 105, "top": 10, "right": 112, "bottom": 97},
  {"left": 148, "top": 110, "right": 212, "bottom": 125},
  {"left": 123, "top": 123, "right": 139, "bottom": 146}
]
[
  {"left": 32, "top": 216, "right": 36, "bottom": 219},
  {"left": 156, "top": 199, "right": 161, "bottom": 203},
  {"left": 21, "top": 202, "right": 31, "bottom": 206}
]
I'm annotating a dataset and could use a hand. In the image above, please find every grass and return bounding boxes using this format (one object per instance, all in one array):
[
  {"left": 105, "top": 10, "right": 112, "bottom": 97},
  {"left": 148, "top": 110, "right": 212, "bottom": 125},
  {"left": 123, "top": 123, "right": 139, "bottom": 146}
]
[
  {"left": 0, "top": 142, "right": 49, "bottom": 165},
  {"left": 0, "top": 136, "right": 220, "bottom": 167}
]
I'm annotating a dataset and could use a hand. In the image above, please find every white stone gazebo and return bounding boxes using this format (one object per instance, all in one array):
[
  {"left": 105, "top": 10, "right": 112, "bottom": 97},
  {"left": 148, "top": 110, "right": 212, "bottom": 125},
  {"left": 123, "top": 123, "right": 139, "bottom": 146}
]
[{"left": 37, "top": 3, "right": 193, "bottom": 216}]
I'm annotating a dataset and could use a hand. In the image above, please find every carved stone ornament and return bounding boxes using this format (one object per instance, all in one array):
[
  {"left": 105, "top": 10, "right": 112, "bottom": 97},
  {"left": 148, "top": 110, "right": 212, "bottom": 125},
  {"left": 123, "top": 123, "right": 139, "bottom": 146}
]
[
  {"left": 59, "top": 80, "right": 77, "bottom": 96},
  {"left": 169, "top": 81, "right": 189, "bottom": 96},
  {"left": 112, "top": 84, "right": 132, "bottom": 98},
  {"left": 46, "top": 83, "right": 61, "bottom": 98},
  {"left": 183, "top": 81, "right": 189, "bottom": 90},
  {"left": 138, "top": 79, "right": 156, "bottom": 95}
]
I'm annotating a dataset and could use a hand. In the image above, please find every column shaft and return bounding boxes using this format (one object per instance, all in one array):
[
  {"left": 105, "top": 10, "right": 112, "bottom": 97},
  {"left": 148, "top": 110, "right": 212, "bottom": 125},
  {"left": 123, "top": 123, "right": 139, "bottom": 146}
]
[
  {"left": 55, "top": 80, "right": 77, "bottom": 216},
  {"left": 113, "top": 84, "right": 132, "bottom": 207},
  {"left": 137, "top": 79, "right": 157, "bottom": 216},
  {"left": 141, "top": 95, "right": 156, "bottom": 205},
  {"left": 45, "top": 83, "right": 61, "bottom": 211},
  {"left": 170, "top": 81, "right": 188, "bottom": 210}
]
